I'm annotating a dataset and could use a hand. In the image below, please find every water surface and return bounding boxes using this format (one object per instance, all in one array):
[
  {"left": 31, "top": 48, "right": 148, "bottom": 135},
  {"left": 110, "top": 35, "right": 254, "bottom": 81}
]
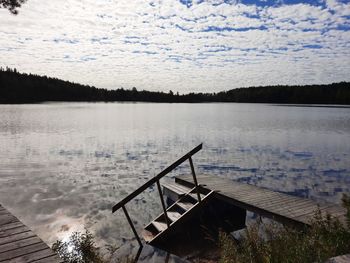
[{"left": 0, "top": 103, "right": 349, "bottom": 260}]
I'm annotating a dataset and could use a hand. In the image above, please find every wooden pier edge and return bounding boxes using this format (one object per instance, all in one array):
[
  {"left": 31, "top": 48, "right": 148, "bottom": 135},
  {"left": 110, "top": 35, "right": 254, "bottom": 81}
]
[
  {"left": 0, "top": 204, "right": 62, "bottom": 262},
  {"left": 174, "top": 174, "right": 347, "bottom": 228}
]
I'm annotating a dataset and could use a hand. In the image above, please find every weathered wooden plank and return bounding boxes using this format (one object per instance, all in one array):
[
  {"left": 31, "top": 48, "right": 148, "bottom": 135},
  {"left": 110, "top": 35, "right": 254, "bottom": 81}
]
[
  {"left": 0, "top": 210, "right": 12, "bottom": 216},
  {"left": 162, "top": 181, "right": 191, "bottom": 194},
  {"left": 259, "top": 199, "right": 317, "bottom": 214},
  {"left": 223, "top": 191, "right": 290, "bottom": 206},
  {"left": 0, "top": 205, "right": 61, "bottom": 262},
  {"left": 2, "top": 248, "right": 56, "bottom": 263},
  {"left": 189, "top": 192, "right": 206, "bottom": 201},
  {"left": 0, "top": 214, "right": 19, "bottom": 228},
  {"left": 295, "top": 205, "right": 347, "bottom": 224},
  {"left": 167, "top": 211, "right": 182, "bottom": 222},
  {"left": 0, "top": 225, "right": 30, "bottom": 238},
  {"left": 32, "top": 254, "right": 63, "bottom": 263},
  {"left": 0, "top": 236, "right": 42, "bottom": 253},
  {"left": 176, "top": 200, "right": 194, "bottom": 211},
  {"left": 0, "top": 231, "right": 35, "bottom": 246},
  {"left": 268, "top": 203, "right": 320, "bottom": 220},
  {"left": 0, "top": 242, "right": 49, "bottom": 261},
  {"left": 253, "top": 196, "right": 313, "bottom": 212},
  {"left": 0, "top": 222, "right": 23, "bottom": 232},
  {"left": 152, "top": 221, "right": 168, "bottom": 232},
  {"left": 218, "top": 183, "right": 311, "bottom": 209}
]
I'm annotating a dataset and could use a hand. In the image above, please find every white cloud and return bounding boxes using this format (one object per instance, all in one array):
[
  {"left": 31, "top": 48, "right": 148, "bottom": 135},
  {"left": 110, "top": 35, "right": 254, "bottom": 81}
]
[{"left": 0, "top": 0, "right": 349, "bottom": 93}]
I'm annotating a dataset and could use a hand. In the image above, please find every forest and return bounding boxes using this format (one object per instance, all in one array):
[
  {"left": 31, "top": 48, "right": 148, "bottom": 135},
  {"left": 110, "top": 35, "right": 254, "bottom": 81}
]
[{"left": 1, "top": 67, "right": 349, "bottom": 104}]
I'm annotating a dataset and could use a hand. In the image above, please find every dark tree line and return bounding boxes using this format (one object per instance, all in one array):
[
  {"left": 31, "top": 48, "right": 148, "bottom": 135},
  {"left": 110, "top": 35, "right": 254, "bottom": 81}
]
[{"left": 0, "top": 67, "right": 349, "bottom": 104}]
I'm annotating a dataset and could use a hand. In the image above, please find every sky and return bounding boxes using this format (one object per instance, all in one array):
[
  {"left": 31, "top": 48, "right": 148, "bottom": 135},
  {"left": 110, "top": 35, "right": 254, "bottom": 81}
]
[{"left": 0, "top": 0, "right": 349, "bottom": 93}]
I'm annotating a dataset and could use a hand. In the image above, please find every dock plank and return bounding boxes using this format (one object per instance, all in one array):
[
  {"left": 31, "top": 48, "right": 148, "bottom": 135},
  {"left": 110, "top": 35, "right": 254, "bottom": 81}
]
[
  {"left": 0, "top": 242, "right": 49, "bottom": 261},
  {"left": 0, "top": 214, "right": 18, "bottom": 226},
  {"left": 0, "top": 222, "right": 23, "bottom": 232},
  {"left": 2, "top": 248, "right": 56, "bottom": 263},
  {"left": 175, "top": 175, "right": 347, "bottom": 227},
  {"left": 0, "top": 225, "right": 30, "bottom": 238},
  {"left": 0, "top": 204, "right": 61, "bottom": 262},
  {"left": 0, "top": 236, "right": 42, "bottom": 254}
]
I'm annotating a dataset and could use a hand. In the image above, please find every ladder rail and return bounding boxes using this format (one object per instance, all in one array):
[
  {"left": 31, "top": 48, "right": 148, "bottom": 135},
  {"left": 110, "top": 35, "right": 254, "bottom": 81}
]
[
  {"left": 112, "top": 143, "right": 202, "bottom": 213},
  {"left": 111, "top": 143, "right": 203, "bottom": 247}
]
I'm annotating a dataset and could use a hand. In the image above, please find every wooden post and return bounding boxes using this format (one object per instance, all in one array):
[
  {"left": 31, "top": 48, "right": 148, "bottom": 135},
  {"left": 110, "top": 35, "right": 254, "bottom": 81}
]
[
  {"left": 156, "top": 180, "right": 170, "bottom": 227},
  {"left": 122, "top": 205, "right": 143, "bottom": 247},
  {"left": 189, "top": 156, "right": 201, "bottom": 202}
]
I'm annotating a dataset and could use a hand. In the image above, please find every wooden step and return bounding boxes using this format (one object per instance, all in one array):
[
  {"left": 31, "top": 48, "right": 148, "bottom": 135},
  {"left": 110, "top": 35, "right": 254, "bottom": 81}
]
[
  {"left": 189, "top": 192, "right": 205, "bottom": 201},
  {"left": 167, "top": 211, "right": 182, "bottom": 222},
  {"left": 162, "top": 181, "right": 191, "bottom": 195},
  {"left": 141, "top": 229, "right": 155, "bottom": 243},
  {"left": 152, "top": 220, "right": 168, "bottom": 232},
  {"left": 177, "top": 200, "right": 195, "bottom": 211}
]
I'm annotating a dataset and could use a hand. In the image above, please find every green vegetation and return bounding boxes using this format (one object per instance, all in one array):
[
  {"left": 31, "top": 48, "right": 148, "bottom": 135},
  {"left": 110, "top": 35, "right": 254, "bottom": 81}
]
[
  {"left": 219, "top": 195, "right": 350, "bottom": 263},
  {"left": 1, "top": 67, "right": 350, "bottom": 104},
  {"left": 52, "top": 230, "right": 105, "bottom": 263},
  {"left": 52, "top": 229, "right": 131, "bottom": 263}
]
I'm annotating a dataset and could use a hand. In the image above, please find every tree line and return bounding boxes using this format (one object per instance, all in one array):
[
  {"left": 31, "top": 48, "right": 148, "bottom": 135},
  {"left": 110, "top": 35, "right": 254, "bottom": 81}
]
[{"left": 0, "top": 67, "right": 349, "bottom": 104}]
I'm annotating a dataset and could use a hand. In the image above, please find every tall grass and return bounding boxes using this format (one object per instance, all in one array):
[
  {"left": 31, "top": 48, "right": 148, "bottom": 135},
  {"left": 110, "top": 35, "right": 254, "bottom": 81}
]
[{"left": 219, "top": 194, "right": 350, "bottom": 263}]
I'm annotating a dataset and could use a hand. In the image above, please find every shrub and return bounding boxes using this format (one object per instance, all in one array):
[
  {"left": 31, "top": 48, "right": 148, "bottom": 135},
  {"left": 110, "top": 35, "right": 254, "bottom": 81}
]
[
  {"left": 52, "top": 229, "right": 105, "bottom": 263},
  {"left": 219, "top": 194, "right": 350, "bottom": 263}
]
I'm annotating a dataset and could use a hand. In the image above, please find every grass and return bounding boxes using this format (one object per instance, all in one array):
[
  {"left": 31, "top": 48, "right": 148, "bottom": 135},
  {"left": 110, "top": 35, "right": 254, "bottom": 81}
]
[{"left": 219, "top": 194, "right": 350, "bottom": 263}]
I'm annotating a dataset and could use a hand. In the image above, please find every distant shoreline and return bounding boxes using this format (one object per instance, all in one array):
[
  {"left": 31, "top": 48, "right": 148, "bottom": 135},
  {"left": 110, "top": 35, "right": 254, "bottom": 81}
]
[
  {"left": 1, "top": 102, "right": 350, "bottom": 108},
  {"left": 1, "top": 68, "right": 349, "bottom": 105},
  {"left": 273, "top": 104, "right": 350, "bottom": 108}
]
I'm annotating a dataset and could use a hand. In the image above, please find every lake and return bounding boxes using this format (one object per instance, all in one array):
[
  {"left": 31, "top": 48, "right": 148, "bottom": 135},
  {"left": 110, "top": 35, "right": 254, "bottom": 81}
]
[{"left": 0, "top": 103, "right": 349, "bottom": 260}]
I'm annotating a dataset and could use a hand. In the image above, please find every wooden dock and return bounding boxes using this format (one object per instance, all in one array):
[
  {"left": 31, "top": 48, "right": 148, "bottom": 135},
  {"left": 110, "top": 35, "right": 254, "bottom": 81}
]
[
  {"left": 112, "top": 144, "right": 348, "bottom": 257},
  {"left": 175, "top": 174, "right": 347, "bottom": 228},
  {"left": 0, "top": 204, "right": 62, "bottom": 262}
]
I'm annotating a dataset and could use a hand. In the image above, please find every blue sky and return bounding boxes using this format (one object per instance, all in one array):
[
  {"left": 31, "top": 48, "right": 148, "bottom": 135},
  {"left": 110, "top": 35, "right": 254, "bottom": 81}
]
[{"left": 0, "top": 0, "right": 349, "bottom": 93}]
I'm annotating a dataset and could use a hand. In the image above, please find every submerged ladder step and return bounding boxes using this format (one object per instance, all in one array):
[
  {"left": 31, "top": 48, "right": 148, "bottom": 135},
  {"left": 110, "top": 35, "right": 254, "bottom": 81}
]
[
  {"left": 177, "top": 200, "right": 196, "bottom": 211},
  {"left": 152, "top": 220, "right": 168, "bottom": 232},
  {"left": 167, "top": 211, "right": 182, "bottom": 222},
  {"left": 189, "top": 192, "right": 206, "bottom": 200}
]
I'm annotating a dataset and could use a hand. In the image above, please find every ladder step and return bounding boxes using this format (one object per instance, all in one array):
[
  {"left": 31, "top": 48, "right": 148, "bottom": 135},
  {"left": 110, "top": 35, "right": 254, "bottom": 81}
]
[
  {"left": 167, "top": 211, "right": 182, "bottom": 222},
  {"left": 142, "top": 190, "right": 215, "bottom": 244},
  {"left": 152, "top": 220, "right": 168, "bottom": 232},
  {"left": 162, "top": 181, "right": 191, "bottom": 195},
  {"left": 177, "top": 200, "right": 195, "bottom": 211},
  {"left": 189, "top": 192, "right": 205, "bottom": 200},
  {"left": 142, "top": 229, "right": 155, "bottom": 243}
]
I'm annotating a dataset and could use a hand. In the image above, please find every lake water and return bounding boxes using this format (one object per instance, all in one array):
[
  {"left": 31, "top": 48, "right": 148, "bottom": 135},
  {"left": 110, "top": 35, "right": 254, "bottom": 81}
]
[{"left": 0, "top": 103, "right": 349, "bottom": 260}]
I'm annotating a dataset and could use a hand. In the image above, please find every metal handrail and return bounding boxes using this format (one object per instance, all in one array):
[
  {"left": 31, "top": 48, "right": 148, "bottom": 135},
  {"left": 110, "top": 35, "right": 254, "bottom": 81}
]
[{"left": 111, "top": 143, "right": 203, "bottom": 247}]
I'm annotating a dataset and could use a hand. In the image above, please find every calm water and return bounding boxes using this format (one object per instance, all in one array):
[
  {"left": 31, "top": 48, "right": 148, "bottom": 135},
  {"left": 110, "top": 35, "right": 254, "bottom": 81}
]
[{"left": 0, "top": 103, "right": 349, "bottom": 260}]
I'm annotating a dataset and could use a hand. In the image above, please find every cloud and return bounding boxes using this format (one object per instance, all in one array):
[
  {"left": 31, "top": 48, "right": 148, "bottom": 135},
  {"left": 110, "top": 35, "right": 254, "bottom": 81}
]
[{"left": 0, "top": 0, "right": 349, "bottom": 92}]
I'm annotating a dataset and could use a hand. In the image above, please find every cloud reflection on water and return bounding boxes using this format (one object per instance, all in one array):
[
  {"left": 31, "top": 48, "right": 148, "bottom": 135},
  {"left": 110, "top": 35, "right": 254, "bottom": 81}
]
[{"left": 0, "top": 102, "right": 349, "bottom": 259}]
